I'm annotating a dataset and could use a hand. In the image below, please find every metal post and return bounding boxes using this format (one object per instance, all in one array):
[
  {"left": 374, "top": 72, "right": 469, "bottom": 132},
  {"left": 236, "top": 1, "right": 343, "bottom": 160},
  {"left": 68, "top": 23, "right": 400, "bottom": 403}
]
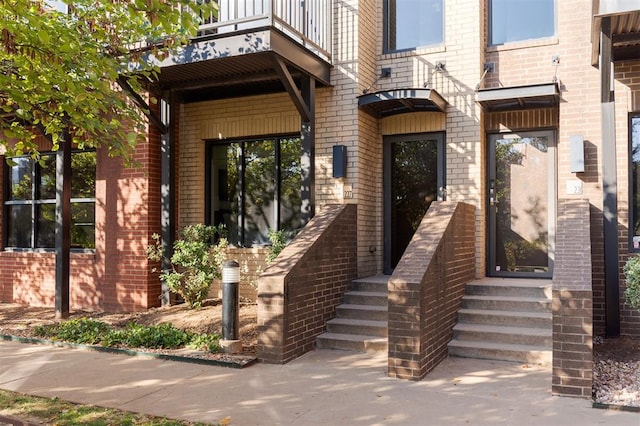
[
  {"left": 55, "top": 132, "right": 71, "bottom": 319},
  {"left": 221, "top": 260, "right": 242, "bottom": 353},
  {"left": 600, "top": 17, "right": 620, "bottom": 336}
]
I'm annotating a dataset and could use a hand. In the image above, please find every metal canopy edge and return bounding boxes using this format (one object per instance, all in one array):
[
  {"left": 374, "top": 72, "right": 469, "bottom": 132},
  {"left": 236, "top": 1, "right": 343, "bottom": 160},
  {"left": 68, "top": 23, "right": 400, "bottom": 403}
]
[
  {"left": 357, "top": 88, "right": 447, "bottom": 118},
  {"left": 475, "top": 83, "right": 560, "bottom": 112},
  {"left": 591, "top": 1, "right": 640, "bottom": 66}
]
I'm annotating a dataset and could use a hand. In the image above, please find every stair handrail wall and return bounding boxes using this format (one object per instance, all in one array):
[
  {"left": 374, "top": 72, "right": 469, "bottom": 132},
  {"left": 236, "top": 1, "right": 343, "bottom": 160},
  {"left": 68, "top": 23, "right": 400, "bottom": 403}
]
[
  {"left": 388, "top": 201, "right": 476, "bottom": 380},
  {"left": 551, "top": 198, "right": 593, "bottom": 398},
  {"left": 256, "top": 204, "right": 358, "bottom": 363}
]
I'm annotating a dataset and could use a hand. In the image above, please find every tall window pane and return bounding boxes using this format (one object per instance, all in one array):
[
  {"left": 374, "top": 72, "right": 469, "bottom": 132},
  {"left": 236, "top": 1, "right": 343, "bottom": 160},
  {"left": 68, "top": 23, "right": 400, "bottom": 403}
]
[
  {"left": 71, "top": 152, "right": 97, "bottom": 199},
  {"left": 37, "top": 155, "right": 56, "bottom": 200},
  {"left": 36, "top": 204, "right": 56, "bottom": 248},
  {"left": 7, "top": 205, "right": 32, "bottom": 247},
  {"left": 72, "top": 202, "right": 95, "bottom": 249},
  {"left": 490, "top": 0, "right": 555, "bottom": 45},
  {"left": 210, "top": 143, "right": 240, "bottom": 245},
  {"left": 9, "top": 158, "right": 32, "bottom": 201},
  {"left": 385, "top": 0, "right": 443, "bottom": 52},
  {"left": 279, "top": 138, "right": 303, "bottom": 234},
  {"left": 244, "top": 140, "right": 276, "bottom": 245}
]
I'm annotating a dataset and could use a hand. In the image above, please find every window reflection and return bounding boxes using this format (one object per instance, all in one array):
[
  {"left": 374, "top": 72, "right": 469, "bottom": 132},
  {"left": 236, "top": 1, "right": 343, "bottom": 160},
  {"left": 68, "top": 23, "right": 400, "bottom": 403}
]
[{"left": 208, "top": 137, "right": 303, "bottom": 247}]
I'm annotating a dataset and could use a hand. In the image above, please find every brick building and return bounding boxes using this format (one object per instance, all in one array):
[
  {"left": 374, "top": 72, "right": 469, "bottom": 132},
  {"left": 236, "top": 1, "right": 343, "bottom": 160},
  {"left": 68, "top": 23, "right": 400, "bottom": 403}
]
[{"left": 2, "top": 0, "right": 640, "bottom": 394}]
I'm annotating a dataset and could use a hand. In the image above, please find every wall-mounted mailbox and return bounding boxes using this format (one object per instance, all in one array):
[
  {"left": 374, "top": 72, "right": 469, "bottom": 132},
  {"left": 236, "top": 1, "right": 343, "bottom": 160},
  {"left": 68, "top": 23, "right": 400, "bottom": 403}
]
[
  {"left": 333, "top": 145, "right": 347, "bottom": 178},
  {"left": 570, "top": 135, "right": 585, "bottom": 173}
]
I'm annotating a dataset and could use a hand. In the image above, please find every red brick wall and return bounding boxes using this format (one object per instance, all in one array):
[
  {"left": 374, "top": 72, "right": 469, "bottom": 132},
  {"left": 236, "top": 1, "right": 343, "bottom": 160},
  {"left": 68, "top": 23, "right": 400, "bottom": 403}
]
[
  {"left": 614, "top": 60, "right": 640, "bottom": 337},
  {"left": 257, "top": 204, "right": 358, "bottom": 363},
  {"left": 552, "top": 199, "right": 593, "bottom": 398},
  {"left": 388, "top": 201, "right": 476, "bottom": 380},
  {"left": 0, "top": 123, "right": 162, "bottom": 312}
]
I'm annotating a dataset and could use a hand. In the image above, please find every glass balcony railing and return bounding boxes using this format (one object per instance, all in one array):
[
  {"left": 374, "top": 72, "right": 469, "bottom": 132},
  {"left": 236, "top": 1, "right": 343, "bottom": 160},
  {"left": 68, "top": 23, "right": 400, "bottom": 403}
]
[{"left": 197, "top": 0, "right": 332, "bottom": 61}]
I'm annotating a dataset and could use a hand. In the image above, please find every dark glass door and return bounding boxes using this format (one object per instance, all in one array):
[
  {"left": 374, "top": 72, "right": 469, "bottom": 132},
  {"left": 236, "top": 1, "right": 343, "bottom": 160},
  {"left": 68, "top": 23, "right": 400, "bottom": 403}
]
[
  {"left": 488, "top": 131, "right": 556, "bottom": 277},
  {"left": 384, "top": 133, "right": 445, "bottom": 274}
]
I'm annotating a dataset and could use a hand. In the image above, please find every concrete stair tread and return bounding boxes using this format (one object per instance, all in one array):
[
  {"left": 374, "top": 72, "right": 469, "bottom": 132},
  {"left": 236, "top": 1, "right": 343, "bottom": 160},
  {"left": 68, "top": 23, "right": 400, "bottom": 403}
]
[
  {"left": 458, "top": 308, "right": 551, "bottom": 319},
  {"left": 327, "top": 318, "right": 387, "bottom": 327},
  {"left": 353, "top": 276, "right": 389, "bottom": 284},
  {"left": 467, "top": 279, "right": 551, "bottom": 288},
  {"left": 448, "top": 339, "right": 551, "bottom": 353},
  {"left": 453, "top": 322, "right": 551, "bottom": 337},
  {"left": 318, "top": 332, "right": 387, "bottom": 343},
  {"left": 345, "top": 290, "right": 387, "bottom": 296},
  {"left": 338, "top": 304, "right": 387, "bottom": 311},
  {"left": 463, "top": 295, "right": 551, "bottom": 302}
]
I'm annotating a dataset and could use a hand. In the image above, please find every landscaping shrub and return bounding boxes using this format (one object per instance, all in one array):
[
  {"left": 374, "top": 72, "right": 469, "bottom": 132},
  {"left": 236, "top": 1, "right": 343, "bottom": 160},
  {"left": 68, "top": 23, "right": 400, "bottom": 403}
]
[
  {"left": 147, "top": 224, "right": 228, "bottom": 308},
  {"left": 33, "top": 318, "right": 109, "bottom": 344},
  {"left": 623, "top": 255, "right": 640, "bottom": 310},
  {"left": 33, "top": 318, "right": 222, "bottom": 352}
]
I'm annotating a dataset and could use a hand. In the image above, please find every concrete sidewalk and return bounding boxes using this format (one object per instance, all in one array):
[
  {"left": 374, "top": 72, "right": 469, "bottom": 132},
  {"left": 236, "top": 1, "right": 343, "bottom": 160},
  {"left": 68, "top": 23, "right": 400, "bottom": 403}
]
[{"left": 0, "top": 341, "right": 636, "bottom": 425}]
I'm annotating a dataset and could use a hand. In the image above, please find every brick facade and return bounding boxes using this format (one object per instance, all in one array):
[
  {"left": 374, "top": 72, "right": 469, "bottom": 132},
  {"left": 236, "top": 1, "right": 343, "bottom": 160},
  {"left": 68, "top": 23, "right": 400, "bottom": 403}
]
[
  {"left": 388, "top": 202, "right": 476, "bottom": 380},
  {"left": 257, "top": 204, "right": 357, "bottom": 363},
  {"left": 0, "top": 125, "right": 162, "bottom": 311}
]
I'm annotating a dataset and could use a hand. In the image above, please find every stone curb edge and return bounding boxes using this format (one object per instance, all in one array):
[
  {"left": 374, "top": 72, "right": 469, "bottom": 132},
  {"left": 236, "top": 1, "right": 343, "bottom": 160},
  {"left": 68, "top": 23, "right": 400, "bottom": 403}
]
[
  {"left": 1, "top": 334, "right": 257, "bottom": 369},
  {"left": 592, "top": 401, "right": 640, "bottom": 412}
]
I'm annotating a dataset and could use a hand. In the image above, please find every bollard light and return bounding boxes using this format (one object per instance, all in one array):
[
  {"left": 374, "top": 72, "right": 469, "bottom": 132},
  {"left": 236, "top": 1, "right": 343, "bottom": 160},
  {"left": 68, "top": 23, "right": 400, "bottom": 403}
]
[{"left": 221, "top": 260, "right": 241, "bottom": 352}]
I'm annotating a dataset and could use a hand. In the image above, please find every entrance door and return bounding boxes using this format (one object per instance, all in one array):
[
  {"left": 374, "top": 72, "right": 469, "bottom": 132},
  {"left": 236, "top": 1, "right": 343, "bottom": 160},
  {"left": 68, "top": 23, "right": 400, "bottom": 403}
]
[
  {"left": 384, "top": 133, "right": 445, "bottom": 274},
  {"left": 488, "top": 131, "right": 556, "bottom": 277}
]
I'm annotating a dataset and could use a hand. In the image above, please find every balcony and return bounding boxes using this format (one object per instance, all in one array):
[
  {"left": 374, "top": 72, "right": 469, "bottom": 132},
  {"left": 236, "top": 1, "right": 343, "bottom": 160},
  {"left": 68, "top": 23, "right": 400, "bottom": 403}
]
[{"left": 152, "top": 0, "right": 333, "bottom": 103}]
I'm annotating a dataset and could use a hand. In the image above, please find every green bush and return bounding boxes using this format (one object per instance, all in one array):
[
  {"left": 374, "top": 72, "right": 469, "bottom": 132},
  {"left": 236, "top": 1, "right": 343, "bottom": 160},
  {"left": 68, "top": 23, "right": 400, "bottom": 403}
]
[
  {"left": 32, "top": 318, "right": 222, "bottom": 352},
  {"left": 265, "top": 229, "right": 286, "bottom": 264},
  {"left": 33, "top": 318, "right": 109, "bottom": 344},
  {"left": 623, "top": 255, "right": 640, "bottom": 310},
  {"left": 147, "top": 224, "right": 228, "bottom": 308},
  {"left": 105, "top": 322, "right": 192, "bottom": 349}
]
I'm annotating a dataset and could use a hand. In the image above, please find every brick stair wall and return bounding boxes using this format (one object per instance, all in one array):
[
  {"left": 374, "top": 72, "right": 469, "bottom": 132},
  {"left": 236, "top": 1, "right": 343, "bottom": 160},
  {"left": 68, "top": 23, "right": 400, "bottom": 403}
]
[
  {"left": 388, "top": 201, "right": 476, "bottom": 380},
  {"left": 257, "top": 204, "right": 357, "bottom": 364}
]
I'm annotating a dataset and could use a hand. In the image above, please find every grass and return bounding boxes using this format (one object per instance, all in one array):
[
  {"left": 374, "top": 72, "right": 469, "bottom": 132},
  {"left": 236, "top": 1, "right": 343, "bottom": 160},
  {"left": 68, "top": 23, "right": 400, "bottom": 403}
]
[{"left": 0, "top": 389, "right": 218, "bottom": 425}]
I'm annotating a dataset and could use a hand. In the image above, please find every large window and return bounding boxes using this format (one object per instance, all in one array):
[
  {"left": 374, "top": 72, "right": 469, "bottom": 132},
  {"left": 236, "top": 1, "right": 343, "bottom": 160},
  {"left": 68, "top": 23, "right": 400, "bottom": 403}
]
[
  {"left": 384, "top": 0, "right": 443, "bottom": 52},
  {"left": 207, "top": 136, "right": 304, "bottom": 247},
  {"left": 489, "top": 0, "right": 555, "bottom": 45},
  {"left": 4, "top": 151, "right": 96, "bottom": 250},
  {"left": 631, "top": 115, "right": 640, "bottom": 250}
]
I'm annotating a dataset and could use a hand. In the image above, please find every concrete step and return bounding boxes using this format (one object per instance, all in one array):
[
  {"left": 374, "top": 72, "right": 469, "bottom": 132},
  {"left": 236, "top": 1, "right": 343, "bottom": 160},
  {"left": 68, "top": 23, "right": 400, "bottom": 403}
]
[
  {"left": 448, "top": 339, "right": 552, "bottom": 365},
  {"left": 326, "top": 318, "right": 388, "bottom": 337},
  {"left": 457, "top": 308, "right": 552, "bottom": 329},
  {"left": 465, "top": 279, "right": 552, "bottom": 299},
  {"left": 461, "top": 295, "right": 551, "bottom": 313},
  {"left": 335, "top": 304, "right": 388, "bottom": 321},
  {"left": 452, "top": 323, "right": 552, "bottom": 347},
  {"left": 351, "top": 276, "right": 389, "bottom": 293},
  {"left": 344, "top": 291, "right": 388, "bottom": 306},
  {"left": 316, "top": 332, "right": 388, "bottom": 353}
]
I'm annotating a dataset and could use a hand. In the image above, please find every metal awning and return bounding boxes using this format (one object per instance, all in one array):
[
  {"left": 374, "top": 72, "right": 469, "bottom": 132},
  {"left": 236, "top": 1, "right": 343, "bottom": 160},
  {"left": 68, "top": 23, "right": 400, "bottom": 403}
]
[
  {"left": 357, "top": 88, "right": 447, "bottom": 118},
  {"left": 475, "top": 83, "right": 560, "bottom": 112},
  {"left": 591, "top": 0, "right": 640, "bottom": 65},
  {"left": 149, "top": 27, "right": 331, "bottom": 103}
]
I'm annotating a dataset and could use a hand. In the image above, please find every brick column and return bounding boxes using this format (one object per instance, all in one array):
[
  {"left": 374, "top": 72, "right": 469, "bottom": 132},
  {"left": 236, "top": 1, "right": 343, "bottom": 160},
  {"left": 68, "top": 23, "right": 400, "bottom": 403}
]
[{"left": 552, "top": 198, "right": 593, "bottom": 398}]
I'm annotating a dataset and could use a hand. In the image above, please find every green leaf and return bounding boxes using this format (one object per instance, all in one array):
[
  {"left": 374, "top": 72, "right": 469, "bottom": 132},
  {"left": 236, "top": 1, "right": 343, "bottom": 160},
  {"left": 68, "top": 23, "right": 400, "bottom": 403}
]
[{"left": 37, "top": 29, "right": 50, "bottom": 45}]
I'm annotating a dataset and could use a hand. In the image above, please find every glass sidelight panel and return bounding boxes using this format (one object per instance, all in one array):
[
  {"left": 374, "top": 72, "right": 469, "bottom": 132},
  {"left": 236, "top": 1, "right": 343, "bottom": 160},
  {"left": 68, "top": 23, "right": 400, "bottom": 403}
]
[
  {"left": 384, "top": 133, "right": 444, "bottom": 274},
  {"left": 488, "top": 132, "right": 555, "bottom": 277}
]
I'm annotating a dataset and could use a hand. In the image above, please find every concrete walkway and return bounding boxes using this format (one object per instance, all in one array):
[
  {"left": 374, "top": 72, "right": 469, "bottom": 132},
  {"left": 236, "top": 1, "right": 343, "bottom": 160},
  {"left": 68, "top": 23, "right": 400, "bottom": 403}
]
[{"left": 0, "top": 341, "right": 637, "bottom": 425}]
